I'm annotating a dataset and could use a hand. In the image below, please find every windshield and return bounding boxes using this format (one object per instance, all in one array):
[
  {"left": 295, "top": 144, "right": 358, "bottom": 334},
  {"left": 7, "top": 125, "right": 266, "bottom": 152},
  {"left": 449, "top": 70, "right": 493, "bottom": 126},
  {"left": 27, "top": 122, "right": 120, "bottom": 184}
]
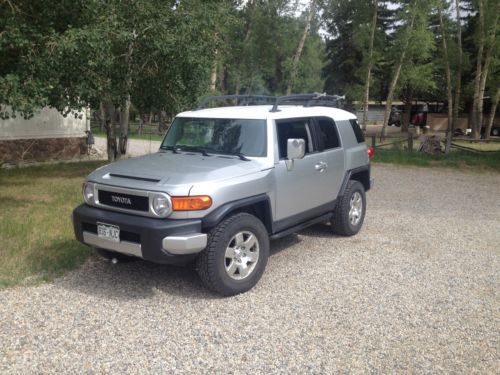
[{"left": 161, "top": 117, "right": 267, "bottom": 157}]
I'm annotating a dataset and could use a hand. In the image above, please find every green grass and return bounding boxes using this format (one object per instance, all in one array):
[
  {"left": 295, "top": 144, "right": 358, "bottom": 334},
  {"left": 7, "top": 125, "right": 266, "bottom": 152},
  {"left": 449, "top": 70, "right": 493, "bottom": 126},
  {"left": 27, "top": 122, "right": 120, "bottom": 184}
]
[
  {"left": 373, "top": 149, "right": 500, "bottom": 171},
  {"left": 453, "top": 140, "right": 500, "bottom": 151},
  {"left": 0, "top": 161, "right": 106, "bottom": 288}
]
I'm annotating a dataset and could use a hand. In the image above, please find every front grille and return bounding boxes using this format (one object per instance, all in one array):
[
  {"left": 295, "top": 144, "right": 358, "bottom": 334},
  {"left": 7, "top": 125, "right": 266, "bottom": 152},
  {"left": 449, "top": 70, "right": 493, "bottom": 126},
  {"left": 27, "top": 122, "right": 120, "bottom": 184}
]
[{"left": 97, "top": 190, "right": 149, "bottom": 212}]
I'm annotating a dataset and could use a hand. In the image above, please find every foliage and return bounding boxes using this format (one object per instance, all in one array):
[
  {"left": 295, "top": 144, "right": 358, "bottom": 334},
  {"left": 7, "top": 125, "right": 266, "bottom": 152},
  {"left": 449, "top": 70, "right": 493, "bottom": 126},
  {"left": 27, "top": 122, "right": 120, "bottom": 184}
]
[{"left": 0, "top": 0, "right": 499, "bottom": 142}]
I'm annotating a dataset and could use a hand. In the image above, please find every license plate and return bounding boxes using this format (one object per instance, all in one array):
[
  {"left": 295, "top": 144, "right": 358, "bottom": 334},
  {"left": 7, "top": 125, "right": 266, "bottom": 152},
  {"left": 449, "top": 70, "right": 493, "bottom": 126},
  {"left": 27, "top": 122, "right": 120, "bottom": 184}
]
[{"left": 97, "top": 222, "right": 120, "bottom": 243}]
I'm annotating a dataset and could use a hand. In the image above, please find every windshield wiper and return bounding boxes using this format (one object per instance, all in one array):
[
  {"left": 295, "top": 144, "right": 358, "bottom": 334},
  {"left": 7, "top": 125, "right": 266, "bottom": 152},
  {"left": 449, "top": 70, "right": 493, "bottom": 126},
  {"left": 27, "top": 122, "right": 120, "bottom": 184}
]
[
  {"left": 215, "top": 151, "right": 251, "bottom": 161},
  {"left": 160, "top": 145, "right": 178, "bottom": 153},
  {"left": 235, "top": 153, "right": 251, "bottom": 161},
  {"left": 175, "top": 145, "right": 210, "bottom": 156}
]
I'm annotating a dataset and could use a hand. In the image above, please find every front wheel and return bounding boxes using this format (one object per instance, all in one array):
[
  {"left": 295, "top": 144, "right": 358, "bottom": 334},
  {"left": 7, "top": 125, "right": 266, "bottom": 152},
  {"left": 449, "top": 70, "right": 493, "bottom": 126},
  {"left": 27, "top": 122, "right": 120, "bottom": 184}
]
[
  {"left": 331, "top": 180, "right": 366, "bottom": 236},
  {"left": 196, "top": 213, "right": 269, "bottom": 296}
]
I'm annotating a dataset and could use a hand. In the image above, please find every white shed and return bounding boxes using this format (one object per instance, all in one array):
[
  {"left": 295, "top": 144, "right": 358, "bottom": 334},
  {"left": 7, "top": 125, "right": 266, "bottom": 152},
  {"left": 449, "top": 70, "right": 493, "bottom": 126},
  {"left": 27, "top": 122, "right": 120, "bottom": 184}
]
[{"left": 0, "top": 107, "right": 89, "bottom": 163}]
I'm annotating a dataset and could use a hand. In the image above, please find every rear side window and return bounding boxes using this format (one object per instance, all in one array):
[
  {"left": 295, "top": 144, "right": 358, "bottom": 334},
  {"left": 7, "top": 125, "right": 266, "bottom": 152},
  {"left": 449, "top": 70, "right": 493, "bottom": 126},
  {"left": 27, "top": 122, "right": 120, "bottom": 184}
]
[
  {"left": 349, "top": 119, "right": 365, "bottom": 143},
  {"left": 315, "top": 117, "right": 340, "bottom": 150}
]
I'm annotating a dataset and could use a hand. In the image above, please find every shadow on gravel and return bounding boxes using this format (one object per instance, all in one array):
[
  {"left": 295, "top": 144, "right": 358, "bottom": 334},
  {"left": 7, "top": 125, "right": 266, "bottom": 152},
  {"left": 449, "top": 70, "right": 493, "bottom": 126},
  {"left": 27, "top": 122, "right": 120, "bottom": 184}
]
[
  {"left": 58, "top": 227, "right": 332, "bottom": 300},
  {"left": 298, "top": 222, "right": 343, "bottom": 239},
  {"left": 57, "top": 259, "right": 217, "bottom": 301}
]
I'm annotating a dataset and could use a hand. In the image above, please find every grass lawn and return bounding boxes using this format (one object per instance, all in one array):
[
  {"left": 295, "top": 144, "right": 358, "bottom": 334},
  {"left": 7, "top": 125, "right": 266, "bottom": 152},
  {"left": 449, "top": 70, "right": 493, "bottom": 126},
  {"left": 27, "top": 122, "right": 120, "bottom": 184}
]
[
  {"left": 452, "top": 139, "right": 500, "bottom": 151},
  {"left": 0, "top": 161, "right": 106, "bottom": 288},
  {"left": 373, "top": 149, "right": 500, "bottom": 171}
]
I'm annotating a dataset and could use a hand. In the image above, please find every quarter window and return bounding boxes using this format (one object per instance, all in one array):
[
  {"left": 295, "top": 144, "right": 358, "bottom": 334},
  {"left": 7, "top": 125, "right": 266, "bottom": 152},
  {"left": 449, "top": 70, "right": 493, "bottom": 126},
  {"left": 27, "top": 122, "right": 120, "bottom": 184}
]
[
  {"left": 349, "top": 119, "right": 365, "bottom": 143},
  {"left": 315, "top": 117, "right": 340, "bottom": 150}
]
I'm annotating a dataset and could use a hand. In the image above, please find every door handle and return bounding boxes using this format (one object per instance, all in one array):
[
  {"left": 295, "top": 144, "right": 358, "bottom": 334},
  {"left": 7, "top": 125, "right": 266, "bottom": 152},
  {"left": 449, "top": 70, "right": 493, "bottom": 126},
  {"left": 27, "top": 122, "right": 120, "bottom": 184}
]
[{"left": 315, "top": 162, "right": 328, "bottom": 172}]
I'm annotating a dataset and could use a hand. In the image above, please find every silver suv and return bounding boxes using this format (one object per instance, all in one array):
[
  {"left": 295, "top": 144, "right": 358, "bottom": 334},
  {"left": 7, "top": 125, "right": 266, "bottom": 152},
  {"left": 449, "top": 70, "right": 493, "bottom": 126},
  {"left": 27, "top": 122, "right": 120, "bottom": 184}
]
[{"left": 73, "top": 94, "right": 374, "bottom": 295}]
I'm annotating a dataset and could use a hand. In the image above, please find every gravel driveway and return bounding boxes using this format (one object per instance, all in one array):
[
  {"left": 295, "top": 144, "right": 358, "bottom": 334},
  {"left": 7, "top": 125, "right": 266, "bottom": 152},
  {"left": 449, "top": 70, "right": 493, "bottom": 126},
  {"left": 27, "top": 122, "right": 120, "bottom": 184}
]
[{"left": 1, "top": 164, "right": 499, "bottom": 373}]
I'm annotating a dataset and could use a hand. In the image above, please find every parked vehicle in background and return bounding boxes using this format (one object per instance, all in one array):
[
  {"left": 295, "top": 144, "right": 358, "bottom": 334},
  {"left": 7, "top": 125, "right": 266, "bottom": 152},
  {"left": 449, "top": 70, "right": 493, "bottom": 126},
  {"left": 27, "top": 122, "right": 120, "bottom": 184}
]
[
  {"left": 388, "top": 106, "right": 402, "bottom": 127},
  {"left": 410, "top": 104, "right": 428, "bottom": 128}
]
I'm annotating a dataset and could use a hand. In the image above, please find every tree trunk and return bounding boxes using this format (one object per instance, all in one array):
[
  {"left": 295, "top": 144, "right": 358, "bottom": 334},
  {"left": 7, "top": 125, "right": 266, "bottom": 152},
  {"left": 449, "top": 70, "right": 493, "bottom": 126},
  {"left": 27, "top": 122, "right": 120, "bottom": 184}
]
[
  {"left": 439, "top": 7, "right": 454, "bottom": 154},
  {"left": 362, "top": 0, "right": 378, "bottom": 131},
  {"left": 452, "top": 0, "right": 462, "bottom": 133},
  {"left": 138, "top": 114, "right": 144, "bottom": 135},
  {"left": 158, "top": 111, "right": 166, "bottom": 134},
  {"left": 471, "top": 0, "right": 485, "bottom": 139},
  {"left": 235, "top": 75, "right": 241, "bottom": 95},
  {"left": 210, "top": 50, "right": 218, "bottom": 92},
  {"left": 484, "top": 88, "right": 499, "bottom": 140},
  {"left": 244, "top": 0, "right": 256, "bottom": 44},
  {"left": 381, "top": 8, "right": 416, "bottom": 139},
  {"left": 99, "top": 101, "right": 106, "bottom": 132},
  {"left": 286, "top": 0, "right": 315, "bottom": 95},
  {"left": 117, "top": 95, "right": 130, "bottom": 159},
  {"left": 402, "top": 97, "right": 412, "bottom": 133},
  {"left": 103, "top": 103, "right": 117, "bottom": 162},
  {"left": 477, "top": 10, "right": 498, "bottom": 138}
]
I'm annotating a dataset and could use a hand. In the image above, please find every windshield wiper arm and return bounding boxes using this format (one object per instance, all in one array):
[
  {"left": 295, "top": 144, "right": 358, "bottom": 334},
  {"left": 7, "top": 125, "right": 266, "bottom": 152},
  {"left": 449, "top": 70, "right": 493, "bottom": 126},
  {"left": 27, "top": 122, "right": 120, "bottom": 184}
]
[
  {"left": 235, "top": 153, "right": 251, "bottom": 161},
  {"left": 175, "top": 145, "right": 210, "bottom": 156},
  {"left": 160, "top": 145, "right": 178, "bottom": 153}
]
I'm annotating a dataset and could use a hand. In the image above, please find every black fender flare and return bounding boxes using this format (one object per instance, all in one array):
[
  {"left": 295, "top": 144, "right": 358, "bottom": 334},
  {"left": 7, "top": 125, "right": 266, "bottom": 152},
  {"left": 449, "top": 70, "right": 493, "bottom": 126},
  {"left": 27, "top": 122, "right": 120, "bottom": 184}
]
[{"left": 201, "top": 194, "right": 273, "bottom": 233}]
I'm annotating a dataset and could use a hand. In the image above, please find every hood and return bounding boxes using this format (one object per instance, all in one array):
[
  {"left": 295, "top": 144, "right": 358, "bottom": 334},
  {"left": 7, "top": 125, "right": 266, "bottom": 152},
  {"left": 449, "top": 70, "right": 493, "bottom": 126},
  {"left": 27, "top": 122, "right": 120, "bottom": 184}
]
[{"left": 88, "top": 151, "right": 264, "bottom": 193}]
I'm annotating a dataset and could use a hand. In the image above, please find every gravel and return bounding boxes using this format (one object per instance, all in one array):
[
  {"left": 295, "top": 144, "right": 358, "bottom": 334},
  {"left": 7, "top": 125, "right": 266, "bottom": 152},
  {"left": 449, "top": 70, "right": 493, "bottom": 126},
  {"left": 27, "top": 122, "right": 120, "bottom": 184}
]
[{"left": 1, "top": 164, "right": 499, "bottom": 373}]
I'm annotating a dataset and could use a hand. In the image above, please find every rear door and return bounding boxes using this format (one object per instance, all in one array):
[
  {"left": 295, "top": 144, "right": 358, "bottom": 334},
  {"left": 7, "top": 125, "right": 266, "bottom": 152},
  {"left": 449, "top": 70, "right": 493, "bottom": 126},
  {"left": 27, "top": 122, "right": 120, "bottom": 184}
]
[{"left": 311, "top": 116, "right": 345, "bottom": 198}]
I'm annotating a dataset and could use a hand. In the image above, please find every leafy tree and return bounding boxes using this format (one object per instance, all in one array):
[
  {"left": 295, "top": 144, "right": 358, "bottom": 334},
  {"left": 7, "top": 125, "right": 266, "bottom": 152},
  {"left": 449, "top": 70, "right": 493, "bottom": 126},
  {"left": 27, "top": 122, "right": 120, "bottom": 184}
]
[
  {"left": 461, "top": 0, "right": 498, "bottom": 139},
  {"left": 380, "top": 0, "right": 438, "bottom": 137},
  {"left": 321, "top": 0, "right": 390, "bottom": 107},
  {"left": 1, "top": 0, "right": 222, "bottom": 161}
]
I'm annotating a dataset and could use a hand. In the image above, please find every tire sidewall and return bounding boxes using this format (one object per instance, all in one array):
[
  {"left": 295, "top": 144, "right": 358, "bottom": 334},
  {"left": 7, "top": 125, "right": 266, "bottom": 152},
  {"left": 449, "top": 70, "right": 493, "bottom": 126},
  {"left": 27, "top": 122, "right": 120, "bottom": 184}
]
[
  {"left": 207, "top": 214, "right": 269, "bottom": 295},
  {"left": 343, "top": 181, "right": 366, "bottom": 235}
]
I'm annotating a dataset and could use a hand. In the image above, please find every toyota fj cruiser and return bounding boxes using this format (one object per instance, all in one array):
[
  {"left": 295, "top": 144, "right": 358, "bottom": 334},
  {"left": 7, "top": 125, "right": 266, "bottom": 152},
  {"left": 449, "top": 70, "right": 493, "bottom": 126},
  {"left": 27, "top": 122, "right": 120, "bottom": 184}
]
[{"left": 73, "top": 94, "right": 374, "bottom": 296}]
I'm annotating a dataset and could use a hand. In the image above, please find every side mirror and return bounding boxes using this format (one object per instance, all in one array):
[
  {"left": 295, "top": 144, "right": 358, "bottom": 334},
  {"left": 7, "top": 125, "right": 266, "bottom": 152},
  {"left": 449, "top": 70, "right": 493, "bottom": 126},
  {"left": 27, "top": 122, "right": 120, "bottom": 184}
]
[
  {"left": 287, "top": 138, "right": 305, "bottom": 160},
  {"left": 285, "top": 138, "right": 305, "bottom": 171}
]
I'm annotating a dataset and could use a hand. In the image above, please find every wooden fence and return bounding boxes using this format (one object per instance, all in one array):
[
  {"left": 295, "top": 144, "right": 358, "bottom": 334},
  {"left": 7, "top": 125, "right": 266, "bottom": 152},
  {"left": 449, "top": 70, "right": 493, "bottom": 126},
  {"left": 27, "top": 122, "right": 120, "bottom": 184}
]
[{"left": 369, "top": 133, "right": 500, "bottom": 153}]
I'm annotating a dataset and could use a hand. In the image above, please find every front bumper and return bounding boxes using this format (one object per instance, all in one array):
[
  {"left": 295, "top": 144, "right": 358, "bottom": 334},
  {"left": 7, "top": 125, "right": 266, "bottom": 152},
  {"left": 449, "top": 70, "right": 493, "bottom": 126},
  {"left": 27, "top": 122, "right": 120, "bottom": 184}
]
[{"left": 73, "top": 204, "right": 207, "bottom": 264}]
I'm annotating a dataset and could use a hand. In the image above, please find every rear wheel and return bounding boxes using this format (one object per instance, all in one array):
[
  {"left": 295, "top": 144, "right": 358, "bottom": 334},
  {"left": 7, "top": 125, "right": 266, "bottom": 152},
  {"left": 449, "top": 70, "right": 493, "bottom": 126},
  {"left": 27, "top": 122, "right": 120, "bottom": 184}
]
[
  {"left": 331, "top": 180, "right": 366, "bottom": 236},
  {"left": 196, "top": 213, "right": 269, "bottom": 296}
]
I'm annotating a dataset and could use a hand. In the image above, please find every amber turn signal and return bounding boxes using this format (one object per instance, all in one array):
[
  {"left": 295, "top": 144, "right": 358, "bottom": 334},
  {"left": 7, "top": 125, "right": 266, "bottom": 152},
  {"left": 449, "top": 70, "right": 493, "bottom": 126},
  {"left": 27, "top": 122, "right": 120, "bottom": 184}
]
[{"left": 171, "top": 195, "right": 212, "bottom": 211}]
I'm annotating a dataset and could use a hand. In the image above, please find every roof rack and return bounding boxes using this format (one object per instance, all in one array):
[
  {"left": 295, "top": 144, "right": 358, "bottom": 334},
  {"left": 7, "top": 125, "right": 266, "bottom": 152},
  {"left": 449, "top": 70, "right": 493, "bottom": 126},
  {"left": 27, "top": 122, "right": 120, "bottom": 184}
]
[
  {"left": 196, "top": 93, "right": 345, "bottom": 112},
  {"left": 197, "top": 95, "right": 276, "bottom": 109},
  {"left": 270, "top": 93, "right": 345, "bottom": 112}
]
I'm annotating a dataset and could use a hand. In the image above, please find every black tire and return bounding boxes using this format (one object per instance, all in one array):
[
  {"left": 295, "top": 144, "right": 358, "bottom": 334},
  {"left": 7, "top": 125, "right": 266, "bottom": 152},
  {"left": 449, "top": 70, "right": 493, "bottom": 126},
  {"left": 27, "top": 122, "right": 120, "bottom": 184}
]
[
  {"left": 196, "top": 213, "right": 269, "bottom": 296},
  {"left": 394, "top": 120, "right": 401, "bottom": 127},
  {"left": 95, "top": 248, "right": 137, "bottom": 263},
  {"left": 492, "top": 127, "right": 500, "bottom": 137},
  {"left": 331, "top": 180, "right": 366, "bottom": 236}
]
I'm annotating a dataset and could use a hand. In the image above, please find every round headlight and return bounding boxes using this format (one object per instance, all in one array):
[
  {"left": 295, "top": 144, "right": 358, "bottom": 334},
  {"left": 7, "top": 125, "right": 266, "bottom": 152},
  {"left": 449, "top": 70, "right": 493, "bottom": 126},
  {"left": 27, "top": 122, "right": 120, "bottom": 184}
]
[
  {"left": 151, "top": 193, "right": 171, "bottom": 217},
  {"left": 83, "top": 182, "right": 95, "bottom": 204}
]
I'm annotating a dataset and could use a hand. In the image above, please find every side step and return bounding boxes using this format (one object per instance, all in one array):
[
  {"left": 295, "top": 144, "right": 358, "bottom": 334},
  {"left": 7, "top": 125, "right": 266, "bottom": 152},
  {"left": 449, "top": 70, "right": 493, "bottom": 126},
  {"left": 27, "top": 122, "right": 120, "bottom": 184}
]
[{"left": 269, "top": 213, "right": 333, "bottom": 240}]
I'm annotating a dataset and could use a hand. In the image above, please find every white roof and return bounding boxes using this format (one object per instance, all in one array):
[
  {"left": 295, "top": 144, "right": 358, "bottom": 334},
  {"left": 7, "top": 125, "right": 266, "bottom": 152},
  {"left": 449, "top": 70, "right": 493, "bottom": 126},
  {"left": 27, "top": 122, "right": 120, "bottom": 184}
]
[{"left": 177, "top": 105, "right": 357, "bottom": 121}]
